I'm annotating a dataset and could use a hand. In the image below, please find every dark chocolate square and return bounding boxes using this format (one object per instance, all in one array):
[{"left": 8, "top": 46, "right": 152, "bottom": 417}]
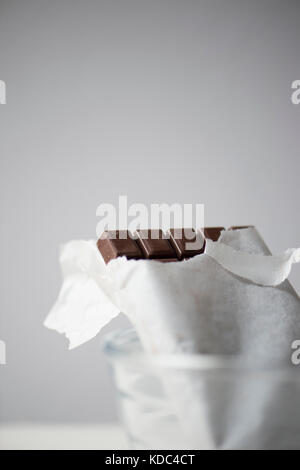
[
  {"left": 97, "top": 230, "right": 143, "bottom": 264},
  {"left": 167, "top": 228, "right": 205, "bottom": 259},
  {"left": 135, "top": 229, "right": 176, "bottom": 259}
]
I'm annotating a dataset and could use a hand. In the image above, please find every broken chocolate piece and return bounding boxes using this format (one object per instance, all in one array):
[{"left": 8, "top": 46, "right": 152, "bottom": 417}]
[
  {"left": 228, "top": 225, "right": 253, "bottom": 230},
  {"left": 97, "top": 230, "right": 143, "bottom": 264},
  {"left": 157, "top": 258, "right": 179, "bottom": 263},
  {"left": 135, "top": 229, "right": 176, "bottom": 259},
  {"left": 203, "top": 227, "right": 225, "bottom": 242},
  {"left": 167, "top": 228, "right": 205, "bottom": 260}
]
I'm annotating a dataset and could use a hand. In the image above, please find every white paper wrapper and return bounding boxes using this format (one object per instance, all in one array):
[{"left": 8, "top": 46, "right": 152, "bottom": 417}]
[{"left": 45, "top": 228, "right": 300, "bottom": 448}]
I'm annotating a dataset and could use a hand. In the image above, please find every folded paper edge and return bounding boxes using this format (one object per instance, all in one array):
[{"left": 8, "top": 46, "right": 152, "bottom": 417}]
[{"left": 205, "top": 239, "right": 300, "bottom": 289}]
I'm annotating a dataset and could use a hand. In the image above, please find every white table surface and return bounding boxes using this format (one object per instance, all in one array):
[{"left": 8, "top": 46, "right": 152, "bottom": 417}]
[{"left": 0, "top": 423, "right": 128, "bottom": 450}]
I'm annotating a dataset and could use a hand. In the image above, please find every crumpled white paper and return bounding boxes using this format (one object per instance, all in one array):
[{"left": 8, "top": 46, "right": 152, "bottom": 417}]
[
  {"left": 205, "top": 239, "right": 300, "bottom": 287},
  {"left": 45, "top": 240, "right": 120, "bottom": 349},
  {"left": 45, "top": 228, "right": 300, "bottom": 354},
  {"left": 45, "top": 227, "right": 300, "bottom": 449}
]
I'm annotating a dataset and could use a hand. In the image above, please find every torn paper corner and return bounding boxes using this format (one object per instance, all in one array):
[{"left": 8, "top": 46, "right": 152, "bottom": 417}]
[
  {"left": 45, "top": 276, "right": 120, "bottom": 349},
  {"left": 44, "top": 240, "right": 120, "bottom": 349}
]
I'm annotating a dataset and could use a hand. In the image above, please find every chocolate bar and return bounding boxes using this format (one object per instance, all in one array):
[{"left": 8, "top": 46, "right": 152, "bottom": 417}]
[{"left": 97, "top": 226, "right": 230, "bottom": 264}]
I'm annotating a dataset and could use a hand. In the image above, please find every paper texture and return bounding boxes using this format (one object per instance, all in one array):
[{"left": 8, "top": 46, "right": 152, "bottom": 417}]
[
  {"left": 45, "top": 228, "right": 300, "bottom": 448},
  {"left": 45, "top": 240, "right": 120, "bottom": 349}
]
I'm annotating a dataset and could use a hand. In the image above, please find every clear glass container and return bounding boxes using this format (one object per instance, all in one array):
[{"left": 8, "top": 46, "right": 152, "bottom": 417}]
[{"left": 103, "top": 328, "right": 300, "bottom": 450}]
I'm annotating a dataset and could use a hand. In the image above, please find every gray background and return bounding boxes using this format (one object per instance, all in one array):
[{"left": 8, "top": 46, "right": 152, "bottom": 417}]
[{"left": 0, "top": 0, "right": 299, "bottom": 423}]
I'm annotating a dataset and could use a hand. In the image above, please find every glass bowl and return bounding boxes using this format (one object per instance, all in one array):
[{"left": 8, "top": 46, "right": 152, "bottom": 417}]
[{"left": 103, "top": 328, "right": 300, "bottom": 450}]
